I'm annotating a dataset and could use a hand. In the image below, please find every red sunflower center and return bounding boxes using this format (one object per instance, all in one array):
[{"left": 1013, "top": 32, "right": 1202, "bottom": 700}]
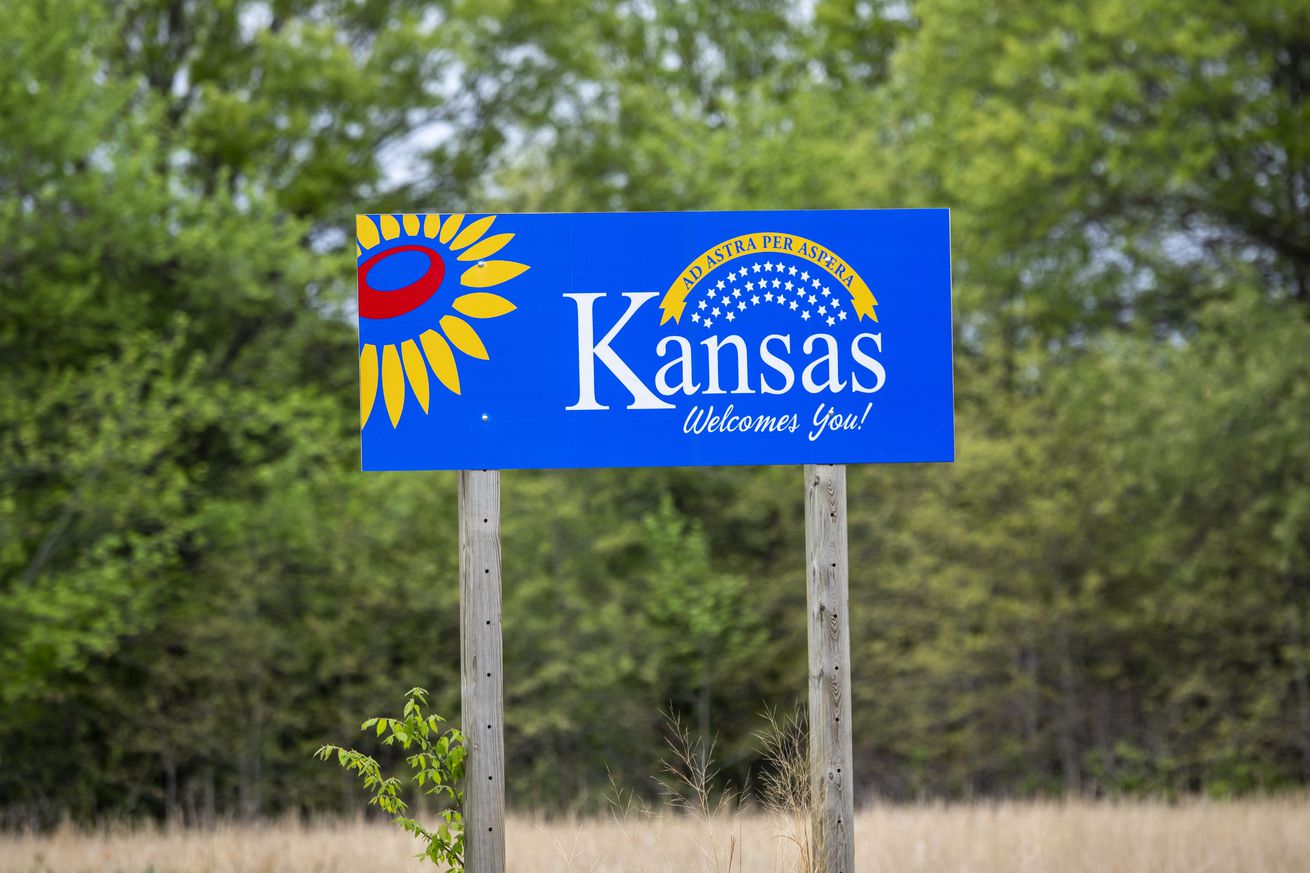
[{"left": 358, "top": 245, "right": 446, "bottom": 319}]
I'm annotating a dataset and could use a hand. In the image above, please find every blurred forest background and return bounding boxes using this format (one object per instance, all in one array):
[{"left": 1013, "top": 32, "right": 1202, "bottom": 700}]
[{"left": 1, "top": 0, "right": 1308, "bottom": 827}]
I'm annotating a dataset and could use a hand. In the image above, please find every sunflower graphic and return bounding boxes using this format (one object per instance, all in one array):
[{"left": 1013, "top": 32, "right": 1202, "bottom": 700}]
[{"left": 356, "top": 213, "right": 527, "bottom": 429}]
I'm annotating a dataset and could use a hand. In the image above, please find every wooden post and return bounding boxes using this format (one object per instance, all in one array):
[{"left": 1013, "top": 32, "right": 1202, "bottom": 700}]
[
  {"left": 459, "top": 470, "right": 506, "bottom": 873},
  {"left": 805, "top": 464, "right": 855, "bottom": 873}
]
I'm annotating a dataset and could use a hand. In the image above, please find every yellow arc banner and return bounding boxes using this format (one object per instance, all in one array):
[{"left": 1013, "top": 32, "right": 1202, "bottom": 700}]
[{"left": 659, "top": 232, "right": 879, "bottom": 324}]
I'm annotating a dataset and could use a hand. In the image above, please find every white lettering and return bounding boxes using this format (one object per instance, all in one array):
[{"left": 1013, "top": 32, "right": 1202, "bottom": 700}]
[
  {"left": 801, "top": 334, "right": 846, "bottom": 393},
  {"left": 758, "top": 334, "right": 794, "bottom": 395},
  {"left": 655, "top": 335, "right": 699, "bottom": 396},
  {"left": 851, "top": 332, "right": 886, "bottom": 394},
  {"left": 700, "top": 334, "right": 754, "bottom": 395},
  {"left": 565, "top": 292, "right": 674, "bottom": 410}
]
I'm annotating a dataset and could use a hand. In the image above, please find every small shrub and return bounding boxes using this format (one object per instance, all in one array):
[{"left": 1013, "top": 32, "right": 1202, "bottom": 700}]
[{"left": 316, "top": 687, "right": 465, "bottom": 872}]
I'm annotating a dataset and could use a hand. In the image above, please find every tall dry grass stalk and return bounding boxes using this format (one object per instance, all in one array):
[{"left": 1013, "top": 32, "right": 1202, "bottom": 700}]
[
  {"left": 754, "top": 706, "right": 815, "bottom": 873},
  {"left": 1, "top": 798, "right": 1308, "bottom": 872},
  {"left": 650, "top": 710, "right": 742, "bottom": 873}
]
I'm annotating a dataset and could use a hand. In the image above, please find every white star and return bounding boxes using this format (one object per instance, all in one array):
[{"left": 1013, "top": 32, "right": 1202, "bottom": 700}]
[
  {"left": 788, "top": 265, "right": 798, "bottom": 276},
  {"left": 818, "top": 305, "right": 828, "bottom": 315},
  {"left": 764, "top": 261, "right": 774, "bottom": 272},
  {"left": 772, "top": 278, "right": 781, "bottom": 288},
  {"left": 698, "top": 299, "right": 708, "bottom": 310},
  {"left": 745, "top": 281, "right": 755, "bottom": 292},
  {"left": 751, "top": 295, "right": 760, "bottom": 305},
  {"left": 829, "top": 297, "right": 840, "bottom": 308},
  {"left": 838, "top": 310, "right": 847, "bottom": 321},
  {"left": 773, "top": 261, "right": 785, "bottom": 271},
  {"left": 784, "top": 280, "right": 794, "bottom": 291},
  {"left": 708, "top": 289, "right": 717, "bottom": 299},
  {"left": 801, "top": 271, "right": 810, "bottom": 281},
  {"left": 812, "top": 278, "right": 821, "bottom": 289},
  {"left": 801, "top": 310, "right": 811, "bottom": 321},
  {"left": 711, "top": 306, "right": 721, "bottom": 317},
  {"left": 776, "top": 294, "right": 786, "bottom": 305},
  {"left": 727, "top": 311, "right": 736, "bottom": 322},
  {"left": 821, "top": 286, "right": 831, "bottom": 297},
  {"left": 691, "top": 312, "right": 701, "bottom": 323},
  {"left": 752, "top": 262, "right": 762, "bottom": 273},
  {"left": 704, "top": 318, "right": 713, "bottom": 328},
  {"left": 808, "top": 294, "right": 817, "bottom": 305},
  {"left": 764, "top": 291, "right": 773, "bottom": 301},
  {"left": 737, "top": 301, "right": 747, "bottom": 311},
  {"left": 733, "top": 287, "right": 742, "bottom": 298},
  {"left": 826, "top": 316, "right": 836, "bottom": 326},
  {"left": 716, "top": 280, "right": 725, "bottom": 291},
  {"left": 789, "top": 300, "right": 798, "bottom": 310}
]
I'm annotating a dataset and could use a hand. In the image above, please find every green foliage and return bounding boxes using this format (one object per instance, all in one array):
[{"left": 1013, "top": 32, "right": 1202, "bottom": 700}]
[
  {"left": 639, "top": 496, "right": 771, "bottom": 753},
  {"left": 316, "top": 688, "right": 466, "bottom": 871},
  {"left": 1, "top": 0, "right": 1308, "bottom": 823}
]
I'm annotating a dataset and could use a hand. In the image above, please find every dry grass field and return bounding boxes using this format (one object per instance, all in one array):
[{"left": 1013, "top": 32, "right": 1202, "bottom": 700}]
[{"left": 2, "top": 799, "right": 1307, "bottom": 873}]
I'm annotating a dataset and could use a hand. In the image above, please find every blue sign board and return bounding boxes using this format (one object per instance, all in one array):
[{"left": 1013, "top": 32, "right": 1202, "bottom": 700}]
[{"left": 356, "top": 209, "right": 952, "bottom": 470}]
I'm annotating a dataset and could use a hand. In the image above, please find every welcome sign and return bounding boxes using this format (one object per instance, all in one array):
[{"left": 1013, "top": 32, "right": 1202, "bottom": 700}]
[{"left": 356, "top": 209, "right": 953, "bottom": 470}]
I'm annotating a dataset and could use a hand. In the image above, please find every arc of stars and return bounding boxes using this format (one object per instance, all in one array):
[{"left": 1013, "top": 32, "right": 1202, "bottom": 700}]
[{"left": 681, "top": 258, "right": 851, "bottom": 330}]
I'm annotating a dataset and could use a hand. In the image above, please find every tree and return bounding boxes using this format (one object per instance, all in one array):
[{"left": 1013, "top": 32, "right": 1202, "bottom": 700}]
[{"left": 3, "top": 0, "right": 1308, "bottom": 821}]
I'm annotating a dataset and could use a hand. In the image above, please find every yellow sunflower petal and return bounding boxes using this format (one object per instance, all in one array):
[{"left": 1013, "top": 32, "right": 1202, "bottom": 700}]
[
  {"left": 400, "top": 339, "right": 430, "bottom": 413},
  {"left": 440, "top": 315, "right": 489, "bottom": 360},
  {"left": 420, "top": 329, "right": 460, "bottom": 395},
  {"left": 360, "top": 344, "right": 379, "bottom": 428},
  {"left": 439, "top": 214, "right": 464, "bottom": 244},
  {"left": 356, "top": 216, "right": 380, "bottom": 250},
  {"left": 457, "top": 233, "right": 515, "bottom": 262},
  {"left": 381, "top": 344, "right": 405, "bottom": 427},
  {"left": 403, "top": 214, "right": 419, "bottom": 235},
  {"left": 450, "top": 216, "right": 496, "bottom": 251},
  {"left": 453, "top": 292, "right": 517, "bottom": 319},
  {"left": 460, "top": 261, "right": 530, "bottom": 288},
  {"left": 380, "top": 214, "right": 401, "bottom": 240},
  {"left": 423, "top": 214, "right": 441, "bottom": 238}
]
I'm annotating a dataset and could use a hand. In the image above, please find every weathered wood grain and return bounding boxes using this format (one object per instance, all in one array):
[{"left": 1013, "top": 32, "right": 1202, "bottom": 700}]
[
  {"left": 805, "top": 464, "right": 855, "bottom": 873},
  {"left": 459, "top": 470, "right": 506, "bottom": 873}
]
